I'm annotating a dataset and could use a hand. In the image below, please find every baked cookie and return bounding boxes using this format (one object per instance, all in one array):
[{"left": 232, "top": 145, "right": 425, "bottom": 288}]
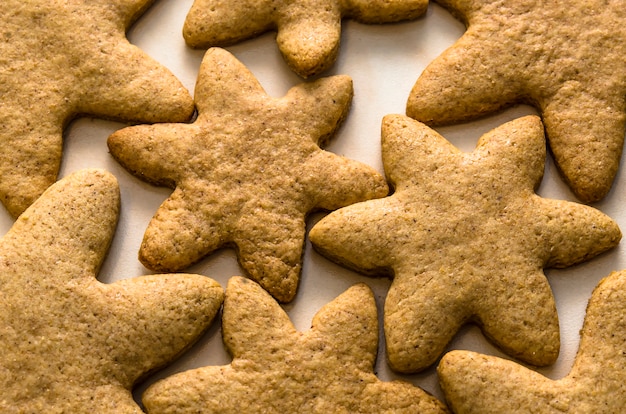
[
  {"left": 183, "top": 0, "right": 429, "bottom": 78},
  {"left": 438, "top": 268, "right": 626, "bottom": 413},
  {"left": 406, "top": 0, "right": 626, "bottom": 203},
  {"left": 107, "top": 47, "right": 388, "bottom": 303},
  {"left": 309, "top": 114, "right": 621, "bottom": 373},
  {"left": 0, "top": 0, "right": 194, "bottom": 217},
  {"left": 0, "top": 169, "right": 223, "bottom": 413},
  {"left": 142, "top": 276, "right": 449, "bottom": 414}
]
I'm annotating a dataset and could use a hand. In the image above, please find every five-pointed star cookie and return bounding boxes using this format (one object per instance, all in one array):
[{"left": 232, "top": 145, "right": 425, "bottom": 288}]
[
  {"left": 183, "top": 0, "right": 429, "bottom": 78},
  {"left": 406, "top": 0, "right": 626, "bottom": 203},
  {"left": 107, "top": 47, "right": 388, "bottom": 303},
  {"left": 0, "top": 0, "right": 195, "bottom": 218},
  {"left": 309, "top": 114, "right": 621, "bottom": 373},
  {"left": 142, "top": 276, "right": 450, "bottom": 414},
  {"left": 0, "top": 169, "right": 224, "bottom": 413},
  {"left": 438, "top": 268, "right": 626, "bottom": 414}
]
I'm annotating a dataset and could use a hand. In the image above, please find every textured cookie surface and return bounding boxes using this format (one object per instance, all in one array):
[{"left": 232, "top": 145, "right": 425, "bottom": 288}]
[
  {"left": 438, "top": 268, "right": 626, "bottom": 413},
  {"left": 0, "top": 0, "right": 194, "bottom": 217},
  {"left": 0, "top": 169, "right": 223, "bottom": 413},
  {"left": 183, "top": 0, "right": 429, "bottom": 77},
  {"left": 310, "top": 114, "right": 621, "bottom": 373},
  {"left": 407, "top": 0, "right": 626, "bottom": 202},
  {"left": 142, "top": 276, "right": 449, "bottom": 414},
  {"left": 108, "top": 47, "right": 388, "bottom": 303}
]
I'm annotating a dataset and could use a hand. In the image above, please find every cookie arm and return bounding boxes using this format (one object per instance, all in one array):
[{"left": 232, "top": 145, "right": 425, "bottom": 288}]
[
  {"left": 77, "top": 42, "right": 194, "bottom": 124},
  {"left": 234, "top": 207, "right": 306, "bottom": 303},
  {"left": 438, "top": 350, "right": 560, "bottom": 414},
  {"left": 108, "top": 123, "right": 199, "bottom": 187},
  {"left": 101, "top": 274, "right": 223, "bottom": 387},
  {"left": 431, "top": 0, "right": 481, "bottom": 23},
  {"left": 383, "top": 269, "right": 472, "bottom": 373},
  {"left": 0, "top": 116, "right": 63, "bottom": 217},
  {"left": 310, "top": 284, "right": 378, "bottom": 370},
  {"left": 1, "top": 169, "right": 119, "bottom": 278},
  {"left": 566, "top": 271, "right": 626, "bottom": 399},
  {"left": 282, "top": 74, "right": 354, "bottom": 143},
  {"left": 473, "top": 115, "right": 546, "bottom": 188},
  {"left": 276, "top": 11, "right": 342, "bottom": 78},
  {"left": 108, "top": 0, "right": 155, "bottom": 25},
  {"left": 139, "top": 187, "right": 227, "bottom": 272},
  {"left": 183, "top": 0, "right": 276, "bottom": 48},
  {"left": 542, "top": 86, "right": 626, "bottom": 202},
  {"left": 194, "top": 47, "right": 269, "bottom": 115},
  {"left": 309, "top": 197, "right": 397, "bottom": 277},
  {"left": 303, "top": 151, "right": 388, "bottom": 211},
  {"left": 406, "top": 30, "right": 524, "bottom": 125},
  {"left": 475, "top": 266, "right": 560, "bottom": 367},
  {"left": 536, "top": 198, "right": 621, "bottom": 268},
  {"left": 222, "top": 276, "right": 297, "bottom": 357},
  {"left": 143, "top": 366, "right": 234, "bottom": 414}
]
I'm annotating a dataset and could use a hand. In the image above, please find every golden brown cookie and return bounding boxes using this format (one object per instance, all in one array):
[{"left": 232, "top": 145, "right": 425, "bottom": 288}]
[
  {"left": 406, "top": 0, "right": 626, "bottom": 203},
  {"left": 438, "top": 268, "right": 626, "bottom": 413},
  {"left": 0, "top": 169, "right": 223, "bottom": 413},
  {"left": 183, "top": 0, "right": 429, "bottom": 78},
  {"left": 142, "top": 276, "right": 449, "bottom": 414},
  {"left": 107, "top": 47, "right": 388, "bottom": 303},
  {"left": 0, "top": 0, "right": 195, "bottom": 218},
  {"left": 309, "top": 114, "right": 621, "bottom": 373}
]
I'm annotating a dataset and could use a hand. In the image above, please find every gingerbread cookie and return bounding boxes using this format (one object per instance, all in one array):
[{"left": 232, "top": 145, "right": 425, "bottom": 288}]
[
  {"left": 0, "top": 169, "right": 223, "bottom": 412},
  {"left": 142, "top": 276, "right": 449, "bottom": 414},
  {"left": 107, "top": 47, "right": 388, "bottom": 303},
  {"left": 183, "top": 0, "right": 429, "bottom": 78},
  {"left": 0, "top": 0, "right": 194, "bottom": 217},
  {"left": 309, "top": 114, "right": 621, "bottom": 373},
  {"left": 406, "top": 0, "right": 626, "bottom": 203},
  {"left": 438, "top": 268, "right": 626, "bottom": 413}
]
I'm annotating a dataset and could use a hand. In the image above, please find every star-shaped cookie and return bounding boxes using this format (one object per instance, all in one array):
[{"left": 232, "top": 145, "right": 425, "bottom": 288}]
[
  {"left": 0, "top": 169, "right": 224, "bottom": 413},
  {"left": 309, "top": 114, "right": 621, "bottom": 373},
  {"left": 107, "top": 47, "right": 388, "bottom": 303},
  {"left": 438, "top": 268, "right": 626, "bottom": 413},
  {"left": 407, "top": 0, "right": 626, "bottom": 202},
  {"left": 142, "top": 276, "right": 450, "bottom": 414},
  {"left": 0, "top": 0, "right": 195, "bottom": 217},
  {"left": 183, "top": 0, "right": 429, "bottom": 78}
]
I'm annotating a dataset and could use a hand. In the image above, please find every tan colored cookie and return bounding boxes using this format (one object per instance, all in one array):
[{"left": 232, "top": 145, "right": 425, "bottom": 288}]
[
  {"left": 183, "top": 0, "right": 429, "bottom": 78},
  {"left": 406, "top": 0, "right": 626, "bottom": 203},
  {"left": 0, "top": 0, "right": 194, "bottom": 218},
  {"left": 142, "top": 276, "right": 449, "bottom": 414},
  {"left": 438, "top": 268, "right": 626, "bottom": 413},
  {"left": 309, "top": 114, "right": 621, "bottom": 373},
  {"left": 107, "top": 47, "right": 388, "bottom": 303},
  {"left": 0, "top": 169, "right": 223, "bottom": 413}
]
